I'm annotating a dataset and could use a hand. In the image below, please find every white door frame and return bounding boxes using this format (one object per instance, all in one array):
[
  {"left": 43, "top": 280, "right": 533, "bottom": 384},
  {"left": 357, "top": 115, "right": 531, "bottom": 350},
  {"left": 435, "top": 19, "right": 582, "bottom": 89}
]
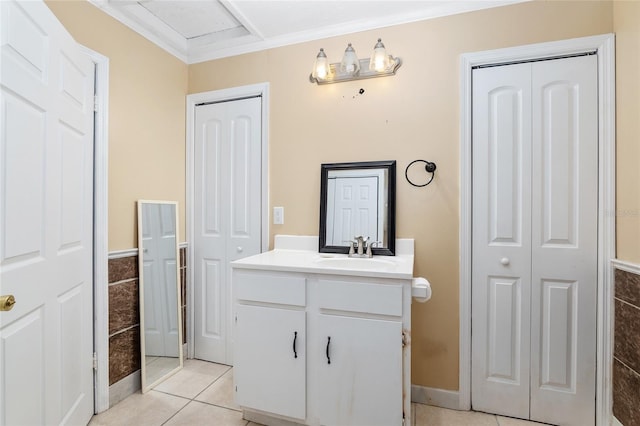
[
  {"left": 78, "top": 45, "right": 110, "bottom": 414},
  {"left": 459, "top": 34, "right": 615, "bottom": 424},
  {"left": 186, "top": 83, "right": 270, "bottom": 359}
]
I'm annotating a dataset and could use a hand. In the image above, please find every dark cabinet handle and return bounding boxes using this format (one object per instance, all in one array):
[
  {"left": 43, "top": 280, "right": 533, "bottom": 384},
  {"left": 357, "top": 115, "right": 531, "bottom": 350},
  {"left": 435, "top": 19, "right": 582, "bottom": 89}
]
[
  {"left": 326, "top": 336, "right": 331, "bottom": 364},
  {"left": 293, "top": 331, "right": 298, "bottom": 359}
]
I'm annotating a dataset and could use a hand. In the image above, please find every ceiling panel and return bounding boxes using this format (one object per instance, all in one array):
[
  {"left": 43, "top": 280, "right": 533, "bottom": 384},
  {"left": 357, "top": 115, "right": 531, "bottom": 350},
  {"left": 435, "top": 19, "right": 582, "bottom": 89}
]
[
  {"left": 88, "top": 0, "right": 529, "bottom": 64},
  {"left": 140, "top": 1, "right": 243, "bottom": 39}
]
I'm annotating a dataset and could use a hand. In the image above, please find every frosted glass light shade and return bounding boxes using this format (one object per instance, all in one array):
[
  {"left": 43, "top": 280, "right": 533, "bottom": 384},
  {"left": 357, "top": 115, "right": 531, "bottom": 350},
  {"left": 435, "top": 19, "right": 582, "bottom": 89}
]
[
  {"left": 309, "top": 38, "right": 401, "bottom": 85},
  {"left": 339, "top": 43, "right": 360, "bottom": 75},
  {"left": 370, "top": 38, "right": 390, "bottom": 72},
  {"left": 312, "top": 48, "right": 331, "bottom": 80}
]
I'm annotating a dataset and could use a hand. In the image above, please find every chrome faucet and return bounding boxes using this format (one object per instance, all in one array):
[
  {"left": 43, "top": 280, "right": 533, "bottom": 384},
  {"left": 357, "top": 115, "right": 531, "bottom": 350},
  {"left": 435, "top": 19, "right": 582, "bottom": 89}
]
[
  {"left": 366, "top": 240, "right": 384, "bottom": 257},
  {"left": 365, "top": 240, "right": 374, "bottom": 257},
  {"left": 357, "top": 236, "right": 366, "bottom": 255},
  {"left": 350, "top": 236, "right": 372, "bottom": 257}
]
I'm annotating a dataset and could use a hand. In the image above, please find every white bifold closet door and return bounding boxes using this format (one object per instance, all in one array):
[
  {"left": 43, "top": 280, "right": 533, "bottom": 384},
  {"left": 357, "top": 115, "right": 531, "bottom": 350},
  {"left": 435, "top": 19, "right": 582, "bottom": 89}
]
[
  {"left": 471, "top": 55, "right": 598, "bottom": 426},
  {"left": 193, "top": 97, "right": 262, "bottom": 365}
]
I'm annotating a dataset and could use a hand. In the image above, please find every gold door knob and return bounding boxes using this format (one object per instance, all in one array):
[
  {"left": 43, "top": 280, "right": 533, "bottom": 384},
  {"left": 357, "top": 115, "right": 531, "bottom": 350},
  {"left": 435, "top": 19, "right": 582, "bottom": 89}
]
[{"left": 0, "top": 295, "right": 16, "bottom": 311}]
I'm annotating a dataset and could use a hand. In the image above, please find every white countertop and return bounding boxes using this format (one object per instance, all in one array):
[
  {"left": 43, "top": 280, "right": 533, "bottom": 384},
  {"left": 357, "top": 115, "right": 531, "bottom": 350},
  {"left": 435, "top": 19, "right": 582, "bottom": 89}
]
[{"left": 231, "top": 235, "right": 415, "bottom": 280}]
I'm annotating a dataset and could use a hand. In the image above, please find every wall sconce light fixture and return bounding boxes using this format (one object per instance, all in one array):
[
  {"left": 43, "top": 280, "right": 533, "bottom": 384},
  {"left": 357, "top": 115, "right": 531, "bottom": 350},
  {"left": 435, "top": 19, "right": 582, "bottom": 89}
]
[{"left": 309, "top": 38, "right": 402, "bottom": 85}]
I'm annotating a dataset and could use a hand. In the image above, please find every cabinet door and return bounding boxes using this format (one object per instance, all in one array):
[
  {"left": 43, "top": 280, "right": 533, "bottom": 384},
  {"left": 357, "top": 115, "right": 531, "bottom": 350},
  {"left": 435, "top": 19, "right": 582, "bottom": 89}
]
[
  {"left": 234, "top": 304, "right": 306, "bottom": 420},
  {"left": 318, "top": 314, "right": 403, "bottom": 426}
]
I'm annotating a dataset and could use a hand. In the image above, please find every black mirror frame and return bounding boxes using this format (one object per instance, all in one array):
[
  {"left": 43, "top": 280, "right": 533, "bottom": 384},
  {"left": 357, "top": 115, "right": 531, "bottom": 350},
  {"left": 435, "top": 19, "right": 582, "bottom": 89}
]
[{"left": 319, "top": 160, "right": 396, "bottom": 256}]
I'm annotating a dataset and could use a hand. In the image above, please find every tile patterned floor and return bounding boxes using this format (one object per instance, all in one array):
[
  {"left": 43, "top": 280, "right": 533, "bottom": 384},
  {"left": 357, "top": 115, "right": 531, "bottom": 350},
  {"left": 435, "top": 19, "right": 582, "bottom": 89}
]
[{"left": 90, "top": 359, "right": 546, "bottom": 426}]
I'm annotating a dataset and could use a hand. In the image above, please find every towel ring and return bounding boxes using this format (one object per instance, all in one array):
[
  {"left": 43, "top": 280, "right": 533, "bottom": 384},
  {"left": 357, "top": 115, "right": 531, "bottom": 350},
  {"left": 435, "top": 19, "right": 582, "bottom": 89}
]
[{"left": 405, "top": 159, "right": 437, "bottom": 187}]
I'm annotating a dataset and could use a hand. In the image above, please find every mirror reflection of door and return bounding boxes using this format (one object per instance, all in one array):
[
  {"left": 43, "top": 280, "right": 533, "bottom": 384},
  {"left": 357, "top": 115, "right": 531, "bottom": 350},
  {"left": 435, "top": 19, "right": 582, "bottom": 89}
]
[
  {"left": 138, "top": 201, "right": 183, "bottom": 392},
  {"left": 326, "top": 174, "right": 382, "bottom": 245},
  {"left": 141, "top": 203, "right": 178, "bottom": 356}
]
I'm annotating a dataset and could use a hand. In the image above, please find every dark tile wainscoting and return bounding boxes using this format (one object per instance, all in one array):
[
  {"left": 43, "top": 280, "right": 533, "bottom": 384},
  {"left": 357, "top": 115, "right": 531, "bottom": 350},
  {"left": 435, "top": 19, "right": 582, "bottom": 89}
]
[
  {"left": 108, "top": 255, "right": 140, "bottom": 385},
  {"left": 613, "top": 266, "right": 640, "bottom": 426},
  {"left": 108, "top": 247, "right": 187, "bottom": 402}
]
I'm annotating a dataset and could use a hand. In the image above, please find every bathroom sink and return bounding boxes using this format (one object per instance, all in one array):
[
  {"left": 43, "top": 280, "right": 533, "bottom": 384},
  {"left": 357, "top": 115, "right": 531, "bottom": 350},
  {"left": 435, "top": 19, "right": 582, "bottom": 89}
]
[{"left": 313, "top": 256, "right": 398, "bottom": 271}]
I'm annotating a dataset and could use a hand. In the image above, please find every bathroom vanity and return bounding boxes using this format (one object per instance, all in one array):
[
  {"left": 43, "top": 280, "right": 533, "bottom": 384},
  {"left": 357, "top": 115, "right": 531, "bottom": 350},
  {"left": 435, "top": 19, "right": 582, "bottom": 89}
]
[{"left": 231, "top": 236, "right": 415, "bottom": 426}]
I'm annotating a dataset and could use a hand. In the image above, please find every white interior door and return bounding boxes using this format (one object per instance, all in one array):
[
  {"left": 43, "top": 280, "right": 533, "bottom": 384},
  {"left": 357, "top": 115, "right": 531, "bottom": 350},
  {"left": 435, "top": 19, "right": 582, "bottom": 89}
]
[
  {"left": 0, "top": 1, "right": 95, "bottom": 425},
  {"left": 472, "top": 55, "right": 597, "bottom": 426},
  {"left": 193, "top": 97, "right": 262, "bottom": 364}
]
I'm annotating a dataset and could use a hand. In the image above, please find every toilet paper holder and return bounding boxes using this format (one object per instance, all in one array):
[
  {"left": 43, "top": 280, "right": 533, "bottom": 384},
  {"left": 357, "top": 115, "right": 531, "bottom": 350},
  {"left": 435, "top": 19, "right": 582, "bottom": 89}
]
[{"left": 411, "top": 277, "right": 432, "bottom": 303}]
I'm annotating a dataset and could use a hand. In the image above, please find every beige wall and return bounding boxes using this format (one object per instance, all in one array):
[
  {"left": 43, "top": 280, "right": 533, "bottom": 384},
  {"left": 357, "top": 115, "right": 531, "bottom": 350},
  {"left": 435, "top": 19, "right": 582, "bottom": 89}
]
[
  {"left": 45, "top": 0, "right": 634, "bottom": 390},
  {"left": 614, "top": 1, "right": 640, "bottom": 263},
  {"left": 189, "top": 1, "right": 613, "bottom": 389},
  {"left": 46, "top": 0, "right": 188, "bottom": 251}
]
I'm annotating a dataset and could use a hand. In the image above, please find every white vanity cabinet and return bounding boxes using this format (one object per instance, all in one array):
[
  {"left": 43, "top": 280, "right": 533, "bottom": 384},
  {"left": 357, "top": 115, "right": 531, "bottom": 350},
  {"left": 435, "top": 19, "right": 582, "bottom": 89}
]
[
  {"left": 234, "top": 304, "right": 306, "bottom": 420},
  {"left": 234, "top": 271, "right": 307, "bottom": 420},
  {"left": 316, "top": 278, "right": 404, "bottom": 426},
  {"left": 232, "top": 266, "right": 412, "bottom": 426},
  {"left": 317, "top": 314, "right": 403, "bottom": 426}
]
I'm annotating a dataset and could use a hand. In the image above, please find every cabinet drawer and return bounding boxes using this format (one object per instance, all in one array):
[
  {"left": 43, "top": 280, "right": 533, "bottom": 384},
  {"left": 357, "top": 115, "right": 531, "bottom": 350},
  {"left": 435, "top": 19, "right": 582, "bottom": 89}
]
[
  {"left": 235, "top": 272, "right": 306, "bottom": 306},
  {"left": 317, "top": 280, "right": 403, "bottom": 316}
]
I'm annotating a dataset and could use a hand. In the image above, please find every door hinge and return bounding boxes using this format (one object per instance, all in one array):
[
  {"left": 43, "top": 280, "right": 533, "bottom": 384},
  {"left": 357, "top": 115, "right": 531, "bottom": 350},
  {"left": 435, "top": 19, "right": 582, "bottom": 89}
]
[
  {"left": 402, "top": 331, "right": 407, "bottom": 348},
  {"left": 235, "top": 314, "right": 238, "bottom": 324},
  {"left": 93, "top": 95, "right": 99, "bottom": 112},
  {"left": 92, "top": 352, "right": 98, "bottom": 370}
]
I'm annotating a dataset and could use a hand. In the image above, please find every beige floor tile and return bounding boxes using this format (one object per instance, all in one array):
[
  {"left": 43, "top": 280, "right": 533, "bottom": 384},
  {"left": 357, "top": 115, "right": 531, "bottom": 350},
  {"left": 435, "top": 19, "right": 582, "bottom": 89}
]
[
  {"left": 164, "top": 401, "right": 248, "bottom": 426},
  {"left": 497, "top": 415, "right": 549, "bottom": 426},
  {"left": 414, "top": 404, "right": 498, "bottom": 426},
  {"left": 153, "top": 359, "right": 230, "bottom": 399},
  {"left": 88, "top": 390, "right": 189, "bottom": 426},
  {"left": 195, "top": 368, "right": 241, "bottom": 411}
]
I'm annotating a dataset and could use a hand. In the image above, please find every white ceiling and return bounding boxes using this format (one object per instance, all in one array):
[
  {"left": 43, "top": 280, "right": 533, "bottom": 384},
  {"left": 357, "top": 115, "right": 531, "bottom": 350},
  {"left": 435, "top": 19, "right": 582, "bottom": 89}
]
[{"left": 88, "top": 0, "right": 527, "bottom": 64}]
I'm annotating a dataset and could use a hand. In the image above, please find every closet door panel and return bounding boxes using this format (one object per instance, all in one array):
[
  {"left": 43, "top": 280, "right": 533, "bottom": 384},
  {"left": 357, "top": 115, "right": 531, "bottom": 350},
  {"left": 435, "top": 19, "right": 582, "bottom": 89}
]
[
  {"left": 471, "top": 62, "right": 532, "bottom": 419},
  {"left": 530, "top": 54, "right": 598, "bottom": 426}
]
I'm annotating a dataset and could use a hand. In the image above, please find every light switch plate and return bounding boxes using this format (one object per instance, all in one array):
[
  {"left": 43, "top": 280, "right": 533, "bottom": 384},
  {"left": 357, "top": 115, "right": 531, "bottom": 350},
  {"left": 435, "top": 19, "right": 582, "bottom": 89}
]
[{"left": 273, "top": 206, "right": 284, "bottom": 225}]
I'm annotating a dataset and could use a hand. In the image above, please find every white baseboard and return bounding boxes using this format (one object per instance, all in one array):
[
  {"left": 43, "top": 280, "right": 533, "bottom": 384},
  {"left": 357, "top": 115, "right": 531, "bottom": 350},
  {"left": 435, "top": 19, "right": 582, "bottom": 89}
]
[
  {"left": 108, "top": 370, "right": 140, "bottom": 408},
  {"left": 411, "top": 384, "right": 461, "bottom": 410},
  {"left": 612, "top": 416, "right": 624, "bottom": 426}
]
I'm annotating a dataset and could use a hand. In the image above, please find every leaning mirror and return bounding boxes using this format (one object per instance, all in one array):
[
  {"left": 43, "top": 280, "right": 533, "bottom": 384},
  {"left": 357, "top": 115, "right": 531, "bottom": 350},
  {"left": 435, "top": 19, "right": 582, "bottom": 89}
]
[
  {"left": 137, "top": 200, "right": 183, "bottom": 393},
  {"left": 319, "top": 160, "right": 396, "bottom": 255}
]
